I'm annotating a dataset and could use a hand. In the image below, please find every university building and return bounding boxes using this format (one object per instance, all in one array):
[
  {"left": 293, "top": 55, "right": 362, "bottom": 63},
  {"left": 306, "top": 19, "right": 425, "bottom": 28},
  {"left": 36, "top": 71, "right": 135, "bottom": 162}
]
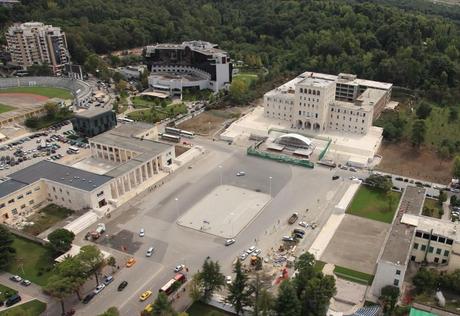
[
  {"left": 263, "top": 71, "right": 392, "bottom": 135},
  {"left": 6, "top": 22, "right": 69, "bottom": 76}
]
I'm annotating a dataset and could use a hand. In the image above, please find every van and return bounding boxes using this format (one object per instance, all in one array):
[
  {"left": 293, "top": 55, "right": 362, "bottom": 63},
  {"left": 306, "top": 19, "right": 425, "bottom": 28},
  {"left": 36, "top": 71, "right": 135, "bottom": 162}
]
[
  {"left": 146, "top": 247, "right": 154, "bottom": 257},
  {"left": 5, "top": 294, "right": 21, "bottom": 307}
]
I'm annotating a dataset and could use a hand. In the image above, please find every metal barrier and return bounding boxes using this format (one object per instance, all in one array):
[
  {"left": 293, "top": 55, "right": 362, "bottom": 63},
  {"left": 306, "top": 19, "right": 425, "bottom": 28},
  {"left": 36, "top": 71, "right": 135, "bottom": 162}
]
[
  {"left": 319, "top": 138, "right": 332, "bottom": 161},
  {"left": 247, "top": 146, "right": 314, "bottom": 169}
]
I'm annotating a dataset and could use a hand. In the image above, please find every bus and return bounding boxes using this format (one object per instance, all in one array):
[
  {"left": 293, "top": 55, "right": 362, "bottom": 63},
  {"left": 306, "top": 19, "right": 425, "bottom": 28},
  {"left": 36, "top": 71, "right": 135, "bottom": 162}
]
[
  {"left": 160, "top": 133, "right": 180, "bottom": 143},
  {"left": 68, "top": 146, "right": 80, "bottom": 154},
  {"left": 159, "top": 273, "right": 186, "bottom": 295},
  {"left": 118, "top": 117, "right": 134, "bottom": 123},
  {"left": 180, "top": 130, "right": 195, "bottom": 139},
  {"left": 165, "top": 126, "right": 181, "bottom": 136}
]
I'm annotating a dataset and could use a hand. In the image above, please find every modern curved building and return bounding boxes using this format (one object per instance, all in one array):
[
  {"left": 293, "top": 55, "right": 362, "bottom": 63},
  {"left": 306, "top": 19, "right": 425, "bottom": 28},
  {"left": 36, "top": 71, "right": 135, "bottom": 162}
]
[{"left": 143, "top": 41, "right": 232, "bottom": 96}]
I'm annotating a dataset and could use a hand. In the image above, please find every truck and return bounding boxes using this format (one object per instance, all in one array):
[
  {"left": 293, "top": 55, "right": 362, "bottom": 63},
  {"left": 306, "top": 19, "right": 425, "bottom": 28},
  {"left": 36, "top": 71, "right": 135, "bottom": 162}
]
[{"left": 288, "top": 212, "right": 299, "bottom": 225}]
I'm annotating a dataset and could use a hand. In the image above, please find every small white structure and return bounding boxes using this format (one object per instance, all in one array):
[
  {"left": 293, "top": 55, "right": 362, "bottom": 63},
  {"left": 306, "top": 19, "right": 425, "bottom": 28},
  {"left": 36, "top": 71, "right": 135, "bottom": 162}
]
[{"left": 276, "top": 133, "right": 312, "bottom": 149}]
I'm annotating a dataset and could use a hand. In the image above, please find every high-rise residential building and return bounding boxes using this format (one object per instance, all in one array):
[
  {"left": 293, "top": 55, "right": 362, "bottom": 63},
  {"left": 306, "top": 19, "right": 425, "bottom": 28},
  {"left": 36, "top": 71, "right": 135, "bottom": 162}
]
[{"left": 6, "top": 22, "right": 69, "bottom": 76}]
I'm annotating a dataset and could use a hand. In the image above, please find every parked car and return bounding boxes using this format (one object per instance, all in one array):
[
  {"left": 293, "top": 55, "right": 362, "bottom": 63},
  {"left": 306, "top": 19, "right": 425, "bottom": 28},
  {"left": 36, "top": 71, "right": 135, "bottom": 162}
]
[
  {"left": 93, "top": 283, "right": 106, "bottom": 294},
  {"left": 240, "top": 253, "right": 248, "bottom": 260},
  {"left": 226, "top": 276, "right": 232, "bottom": 285},
  {"left": 236, "top": 171, "right": 246, "bottom": 176},
  {"left": 103, "top": 275, "right": 113, "bottom": 286},
  {"left": 139, "top": 228, "right": 145, "bottom": 237},
  {"left": 298, "top": 221, "right": 309, "bottom": 228},
  {"left": 246, "top": 246, "right": 256, "bottom": 254},
  {"left": 117, "top": 281, "right": 128, "bottom": 291},
  {"left": 126, "top": 258, "right": 136, "bottom": 267},
  {"left": 282, "top": 236, "right": 295, "bottom": 242},
  {"left": 21, "top": 279, "right": 31, "bottom": 286},
  {"left": 225, "top": 239, "right": 236, "bottom": 246},
  {"left": 146, "top": 247, "right": 154, "bottom": 257},
  {"left": 174, "top": 264, "right": 185, "bottom": 273},
  {"left": 5, "top": 294, "right": 21, "bottom": 307},
  {"left": 9, "top": 275, "right": 22, "bottom": 282},
  {"left": 332, "top": 175, "right": 340, "bottom": 180},
  {"left": 82, "top": 293, "right": 95, "bottom": 304}
]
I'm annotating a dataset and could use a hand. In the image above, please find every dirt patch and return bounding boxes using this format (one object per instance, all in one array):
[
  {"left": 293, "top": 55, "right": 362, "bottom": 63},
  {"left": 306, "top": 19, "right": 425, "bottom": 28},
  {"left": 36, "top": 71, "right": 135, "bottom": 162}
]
[
  {"left": 377, "top": 142, "right": 453, "bottom": 184},
  {"left": 175, "top": 145, "right": 190, "bottom": 156},
  {"left": 0, "top": 93, "right": 49, "bottom": 107},
  {"left": 178, "top": 108, "right": 245, "bottom": 136}
]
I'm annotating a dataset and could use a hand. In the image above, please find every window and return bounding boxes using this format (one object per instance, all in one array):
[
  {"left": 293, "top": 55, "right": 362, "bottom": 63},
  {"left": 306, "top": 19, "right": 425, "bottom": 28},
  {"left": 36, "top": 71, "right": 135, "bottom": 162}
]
[
  {"left": 438, "top": 237, "right": 446, "bottom": 243},
  {"left": 434, "top": 257, "right": 439, "bottom": 263},
  {"left": 8, "top": 199, "right": 14, "bottom": 204},
  {"left": 442, "top": 259, "right": 447, "bottom": 264},
  {"left": 317, "top": 91, "right": 320, "bottom": 96},
  {"left": 54, "top": 195, "right": 58, "bottom": 199},
  {"left": 422, "top": 233, "right": 430, "bottom": 240},
  {"left": 362, "top": 119, "right": 365, "bottom": 123},
  {"left": 415, "top": 231, "right": 422, "bottom": 238},
  {"left": 67, "top": 191, "right": 69, "bottom": 195},
  {"left": 53, "top": 187, "right": 56, "bottom": 192},
  {"left": 17, "top": 195, "right": 23, "bottom": 200},
  {"left": 444, "top": 250, "right": 450, "bottom": 257},
  {"left": 446, "top": 239, "right": 453, "bottom": 245},
  {"left": 26, "top": 191, "right": 32, "bottom": 196},
  {"left": 11, "top": 208, "right": 17, "bottom": 215},
  {"left": 299, "top": 111, "right": 301, "bottom": 115},
  {"left": 396, "top": 270, "right": 401, "bottom": 275},
  {"left": 421, "top": 245, "right": 427, "bottom": 251},
  {"left": 29, "top": 200, "right": 34, "bottom": 205},
  {"left": 413, "top": 243, "right": 419, "bottom": 250},
  {"left": 428, "top": 246, "right": 434, "bottom": 253},
  {"left": 59, "top": 188, "right": 62, "bottom": 193},
  {"left": 393, "top": 279, "right": 399, "bottom": 286},
  {"left": 431, "top": 235, "right": 438, "bottom": 241},
  {"left": 436, "top": 248, "right": 442, "bottom": 255}
]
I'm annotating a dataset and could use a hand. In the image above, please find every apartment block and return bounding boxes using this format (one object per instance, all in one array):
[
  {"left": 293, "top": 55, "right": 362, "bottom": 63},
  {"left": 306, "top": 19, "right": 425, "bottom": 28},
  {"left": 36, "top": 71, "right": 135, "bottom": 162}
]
[{"left": 6, "top": 22, "right": 69, "bottom": 76}]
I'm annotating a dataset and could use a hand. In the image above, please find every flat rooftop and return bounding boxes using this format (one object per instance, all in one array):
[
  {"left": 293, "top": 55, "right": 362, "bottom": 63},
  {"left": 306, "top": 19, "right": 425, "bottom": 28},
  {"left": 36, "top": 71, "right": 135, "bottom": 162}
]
[
  {"left": 401, "top": 214, "right": 460, "bottom": 243},
  {"left": 6, "top": 160, "right": 112, "bottom": 193},
  {"left": 380, "top": 186, "right": 426, "bottom": 265},
  {"left": 301, "top": 71, "right": 392, "bottom": 90},
  {"left": 75, "top": 107, "right": 113, "bottom": 119},
  {"left": 298, "top": 77, "right": 335, "bottom": 88},
  {"left": 0, "top": 179, "right": 27, "bottom": 199},
  {"left": 111, "top": 121, "right": 155, "bottom": 138}
]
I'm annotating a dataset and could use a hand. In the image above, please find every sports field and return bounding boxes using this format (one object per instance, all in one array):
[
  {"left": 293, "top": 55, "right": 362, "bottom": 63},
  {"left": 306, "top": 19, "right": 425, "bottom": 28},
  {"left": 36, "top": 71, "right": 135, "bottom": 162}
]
[
  {"left": 0, "top": 103, "right": 14, "bottom": 114},
  {"left": 0, "top": 86, "right": 73, "bottom": 99}
]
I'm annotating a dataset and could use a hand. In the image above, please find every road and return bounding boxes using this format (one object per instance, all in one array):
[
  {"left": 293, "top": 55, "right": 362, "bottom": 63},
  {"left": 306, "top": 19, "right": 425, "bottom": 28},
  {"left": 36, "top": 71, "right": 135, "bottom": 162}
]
[{"left": 73, "top": 137, "right": 346, "bottom": 316}]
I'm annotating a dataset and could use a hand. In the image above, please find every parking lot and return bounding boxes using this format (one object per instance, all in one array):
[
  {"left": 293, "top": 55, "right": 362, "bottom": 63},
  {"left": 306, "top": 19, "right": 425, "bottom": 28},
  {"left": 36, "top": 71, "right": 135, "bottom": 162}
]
[
  {"left": 0, "top": 122, "right": 90, "bottom": 178},
  {"left": 74, "top": 138, "right": 347, "bottom": 316}
]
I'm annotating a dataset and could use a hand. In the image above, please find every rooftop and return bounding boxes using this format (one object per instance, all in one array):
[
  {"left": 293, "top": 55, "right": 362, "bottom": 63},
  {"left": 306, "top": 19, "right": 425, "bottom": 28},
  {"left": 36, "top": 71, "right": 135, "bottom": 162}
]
[
  {"left": 380, "top": 186, "right": 426, "bottom": 265},
  {"left": 111, "top": 121, "right": 156, "bottom": 138},
  {"left": 301, "top": 71, "right": 392, "bottom": 90},
  {"left": 146, "top": 41, "right": 228, "bottom": 56},
  {"left": 298, "top": 77, "right": 334, "bottom": 88},
  {"left": 402, "top": 214, "right": 460, "bottom": 243},
  {"left": 75, "top": 108, "right": 114, "bottom": 119},
  {"left": 0, "top": 179, "right": 27, "bottom": 199},
  {"left": 6, "top": 160, "right": 112, "bottom": 193}
]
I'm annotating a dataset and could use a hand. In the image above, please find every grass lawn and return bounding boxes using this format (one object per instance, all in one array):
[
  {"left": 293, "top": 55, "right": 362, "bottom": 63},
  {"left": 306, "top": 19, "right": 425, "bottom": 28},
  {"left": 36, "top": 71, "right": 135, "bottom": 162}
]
[
  {"left": 131, "top": 96, "right": 159, "bottom": 108},
  {"left": 233, "top": 72, "right": 259, "bottom": 86},
  {"left": 0, "top": 299, "right": 46, "bottom": 316},
  {"left": 0, "top": 284, "right": 17, "bottom": 302},
  {"left": 0, "top": 104, "right": 14, "bottom": 114},
  {"left": 187, "top": 302, "right": 234, "bottom": 316},
  {"left": 127, "top": 103, "right": 187, "bottom": 123},
  {"left": 182, "top": 88, "right": 213, "bottom": 102},
  {"left": 422, "top": 198, "right": 444, "bottom": 219},
  {"left": 23, "top": 204, "right": 74, "bottom": 236},
  {"left": 334, "top": 265, "right": 374, "bottom": 285},
  {"left": 8, "top": 236, "right": 55, "bottom": 286},
  {"left": 346, "top": 186, "right": 401, "bottom": 223},
  {"left": 314, "top": 260, "right": 326, "bottom": 273},
  {"left": 0, "top": 87, "right": 73, "bottom": 99}
]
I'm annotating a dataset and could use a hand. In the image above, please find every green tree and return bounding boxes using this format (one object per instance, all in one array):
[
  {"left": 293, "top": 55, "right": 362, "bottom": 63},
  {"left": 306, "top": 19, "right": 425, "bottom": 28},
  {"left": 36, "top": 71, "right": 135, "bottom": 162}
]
[
  {"left": 228, "top": 80, "right": 248, "bottom": 104},
  {"left": 189, "top": 273, "right": 203, "bottom": 302},
  {"left": 380, "top": 285, "right": 400, "bottom": 316},
  {"left": 44, "top": 102, "right": 60, "bottom": 118},
  {"left": 453, "top": 155, "right": 460, "bottom": 178},
  {"left": 275, "top": 280, "right": 301, "bottom": 316},
  {"left": 449, "top": 107, "right": 458, "bottom": 123},
  {"left": 413, "top": 268, "right": 439, "bottom": 294},
  {"left": 77, "top": 245, "right": 105, "bottom": 286},
  {"left": 27, "top": 62, "right": 53, "bottom": 76},
  {"left": 152, "top": 292, "right": 175, "bottom": 316},
  {"left": 257, "top": 288, "right": 274, "bottom": 316},
  {"left": 98, "top": 307, "right": 120, "bottom": 316},
  {"left": 438, "top": 190, "right": 448, "bottom": 206},
  {"left": 411, "top": 119, "right": 426, "bottom": 148},
  {"left": 300, "top": 274, "right": 336, "bottom": 316},
  {"left": 226, "top": 259, "right": 252, "bottom": 315},
  {"left": 196, "top": 258, "right": 225, "bottom": 302},
  {"left": 416, "top": 102, "right": 432, "bottom": 119},
  {"left": 56, "top": 256, "right": 86, "bottom": 300},
  {"left": 0, "top": 224, "right": 15, "bottom": 270},
  {"left": 365, "top": 174, "right": 392, "bottom": 193},
  {"left": 47, "top": 228, "right": 75, "bottom": 254},
  {"left": 107, "top": 256, "right": 116, "bottom": 272},
  {"left": 44, "top": 275, "right": 75, "bottom": 315}
]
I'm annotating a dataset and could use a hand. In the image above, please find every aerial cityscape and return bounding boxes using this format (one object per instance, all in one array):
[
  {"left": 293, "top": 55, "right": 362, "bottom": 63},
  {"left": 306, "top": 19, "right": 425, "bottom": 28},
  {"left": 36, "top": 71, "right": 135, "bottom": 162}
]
[{"left": 0, "top": 1, "right": 460, "bottom": 316}]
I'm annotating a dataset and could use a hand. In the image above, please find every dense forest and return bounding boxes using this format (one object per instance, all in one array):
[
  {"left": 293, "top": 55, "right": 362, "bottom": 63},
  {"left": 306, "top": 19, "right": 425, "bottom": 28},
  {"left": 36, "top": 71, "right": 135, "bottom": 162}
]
[{"left": 1, "top": 0, "right": 460, "bottom": 104}]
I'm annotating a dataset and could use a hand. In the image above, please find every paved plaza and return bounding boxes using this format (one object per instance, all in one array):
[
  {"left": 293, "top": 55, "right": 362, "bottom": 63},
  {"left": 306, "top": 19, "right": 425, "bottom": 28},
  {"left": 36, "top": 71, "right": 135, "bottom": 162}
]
[
  {"left": 178, "top": 184, "right": 271, "bottom": 238},
  {"left": 320, "top": 214, "right": 390, "bottom": 274}
]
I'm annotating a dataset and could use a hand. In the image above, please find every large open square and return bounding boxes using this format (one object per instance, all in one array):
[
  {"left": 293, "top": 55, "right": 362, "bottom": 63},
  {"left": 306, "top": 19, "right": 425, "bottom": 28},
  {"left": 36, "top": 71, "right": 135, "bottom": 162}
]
[
  {"left": 178, "top": 185, "right": 271, "bottom": 238},
  {"left": 320, "top": 214, "right": 390, "bottom": 274}
]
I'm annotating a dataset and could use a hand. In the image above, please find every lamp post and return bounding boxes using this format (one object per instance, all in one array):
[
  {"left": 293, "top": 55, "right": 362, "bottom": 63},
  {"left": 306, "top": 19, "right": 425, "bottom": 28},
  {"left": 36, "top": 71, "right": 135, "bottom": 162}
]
[
  {"left": 269, "top": 176, "right": 273, "bottom": 196},
  {"left": 218, "top": 165, "right": 223, "bottom": 186},
  {"left": 175, "top": 197, "right": 179, "bottom": 220}
]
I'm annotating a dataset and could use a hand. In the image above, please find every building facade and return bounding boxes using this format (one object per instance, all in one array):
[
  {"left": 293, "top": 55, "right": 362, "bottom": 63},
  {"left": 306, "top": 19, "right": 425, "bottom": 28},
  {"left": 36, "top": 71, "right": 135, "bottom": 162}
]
[
  {"left": 6, "top": 22, "right": 69, "bottom": 76},
  {"left": 144, "top": 41, "right": 232, "bottom": 94},
  {"left": 264, "top": 71, "right": 392, "bottom": 135},
  {"left": 72, "top": 108, "right": 117, "bottom": 138}
]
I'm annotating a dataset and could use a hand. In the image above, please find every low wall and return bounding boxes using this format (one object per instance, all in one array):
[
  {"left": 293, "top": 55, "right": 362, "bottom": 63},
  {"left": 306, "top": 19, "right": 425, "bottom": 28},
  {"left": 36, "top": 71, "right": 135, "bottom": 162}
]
[
  {"left": 8, "top": 226, "right": 48, "bottom": 246},
  {"left": 247, "top": 145, "right": 314, "bottom": 169}
]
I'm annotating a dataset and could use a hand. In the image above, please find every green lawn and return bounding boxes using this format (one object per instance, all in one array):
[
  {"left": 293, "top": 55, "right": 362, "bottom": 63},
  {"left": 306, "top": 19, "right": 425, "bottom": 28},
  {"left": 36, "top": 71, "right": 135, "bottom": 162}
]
[
  {"left": 346, "top": 186, "right": 401, "bottom": 223},
  {"left": 0, "top": 284, "right": 17, "bottom": 302},
  {"left": 0, "top": 104, "right": 14, "bottom": 114},
  {"left": 314, "top": 260, "right": 326, "bottom": 273},
  {"left": 0, "top": 87, "right": 73, "bottom": 99},
  {"left": 334, "top": 265, "right": 374, "bottom": 285},
  {"left": 127, "top": 103, "right": 187, "bottom": 123},
  {"left": 131, "top": 96, "right": 158, "bottom": 108},
  {"left": 0, "top": 299, "right": 46, "bottom": 316},
  {"left": 233, "top": 72, "right": 259, "bottom": 86},
  {"left": 187, "top": 302, "right": 234, "bottom": 316},
  {"left": 8, "top": 236, "right": 55, "bottom": 286},
  {"left": 422, "top": 198, "right": 444, "bottom": 219},
  {"left": 23, "top": 204, "right": 74, "bottom": 236}
]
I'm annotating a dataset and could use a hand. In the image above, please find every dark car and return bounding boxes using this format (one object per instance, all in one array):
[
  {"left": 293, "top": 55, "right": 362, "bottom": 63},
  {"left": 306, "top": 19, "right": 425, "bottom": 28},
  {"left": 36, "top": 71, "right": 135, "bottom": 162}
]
[
  {"left": 5, "top": 294, "right": 21, "bottom": 307},
  {"left": 117, "top": 281, "right": 128, "bottom": 291},
  {"left": 82, "top": 293, "right": 96, "bottom": 304},
  {"left": 332, "top": 175, "right": 340, "bottom": 180},
  {"left": 293, "top": 229, "right": 305, "bottom": 235}
]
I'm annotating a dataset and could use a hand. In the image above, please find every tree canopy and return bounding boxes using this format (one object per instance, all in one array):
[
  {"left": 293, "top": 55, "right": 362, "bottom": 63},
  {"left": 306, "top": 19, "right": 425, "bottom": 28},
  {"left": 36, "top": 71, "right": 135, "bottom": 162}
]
[
  {"left": 47, "top": 228, "right": 75, "bottom": 254},
  {"left": 0, "top": 224, "right": 15, "bottom": 270}
]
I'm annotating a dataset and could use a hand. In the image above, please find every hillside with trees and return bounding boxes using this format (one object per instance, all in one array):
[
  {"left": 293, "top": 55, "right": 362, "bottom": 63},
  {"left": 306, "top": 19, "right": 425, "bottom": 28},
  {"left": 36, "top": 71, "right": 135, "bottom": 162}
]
[{"left": 0, "top": 0, "right": 459, "bottom": 105}]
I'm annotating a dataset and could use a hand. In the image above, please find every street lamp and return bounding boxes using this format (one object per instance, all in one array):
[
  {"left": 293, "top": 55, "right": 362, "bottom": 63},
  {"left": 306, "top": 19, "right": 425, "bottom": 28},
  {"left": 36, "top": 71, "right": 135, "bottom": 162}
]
[
  {"left": 269, "top": 176, "right": 273, "bottom": 196},
  {"left": 218, "top": 165, "right": 223, "bottom": 186},
  {"left": 175, "top": 197, "right": 179, "bottom": 220}
]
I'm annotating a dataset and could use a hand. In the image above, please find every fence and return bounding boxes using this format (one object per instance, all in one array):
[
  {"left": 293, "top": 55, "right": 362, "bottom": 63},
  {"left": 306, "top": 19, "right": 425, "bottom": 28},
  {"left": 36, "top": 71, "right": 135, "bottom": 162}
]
[
  {"left": 247, "top": 146, "right": 314, "bottom": 169},
  {"left": 318, "top": 138, "right": 332, "bottom": 160}
]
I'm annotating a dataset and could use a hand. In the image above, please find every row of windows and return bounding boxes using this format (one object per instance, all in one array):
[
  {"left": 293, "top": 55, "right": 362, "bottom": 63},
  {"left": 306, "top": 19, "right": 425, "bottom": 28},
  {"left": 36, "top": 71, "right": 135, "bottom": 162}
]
[
  {"left": 300, "top": 97, "right": 320, "bottom": 103},
  {"left": 48, "top": 193, "right": 72, "bottom": 204},
  {"left": 300, "top": 103, "right": 318, "bottom": 109},
  {"left": 328, "top": 122, "right": 365, "bottom": 130},
  {"left": 415, "top": 231, "right": 454, "bottom": 245},
  {"left": 331, "top": 115, "right": 366, "bottom": 123},
  {"left": 413, "top": 242, "right": 450, "bottom": 256},
  {"left": 8, "top": 199, "right": 35, "bottom": 216},
  {"left": 265, "top": 98, "right": 294, "bottom": 105},
  {"left": 298, "top": 111, "right": 318, "bottom": 118},
  {"left": 331, "top": 108, "right": 366, "bottom": 117},
  {"left": 299, "top": 88, "right": 321, "bottom": 96},
  {"left": 1, "top": 186, "right": 40, "bottom": 208},
  {"left": 266, "top": 111, "right": 292, "bottom": 118},
  {"left": 411, "top": 255, "right": 448, "bottom": 264}
]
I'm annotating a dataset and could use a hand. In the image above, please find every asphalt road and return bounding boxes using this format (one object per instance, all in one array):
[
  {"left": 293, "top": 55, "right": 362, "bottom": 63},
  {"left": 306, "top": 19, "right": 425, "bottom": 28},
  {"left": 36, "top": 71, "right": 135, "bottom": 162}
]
[{"left": 73, "top": 138, "right": 347, "bottom": 316}]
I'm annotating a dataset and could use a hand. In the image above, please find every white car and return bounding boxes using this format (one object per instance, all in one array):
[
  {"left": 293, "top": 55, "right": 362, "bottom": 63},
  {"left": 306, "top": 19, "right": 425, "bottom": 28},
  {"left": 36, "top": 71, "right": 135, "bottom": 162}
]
[
  {"left": 236, "top": 171, "right": 246, "bottom": 176},
  {"left": 93, "top": 283, "right": 106, "bottom": 294},
  {"left": 139, "top": 228, "right": 145, "bottom": 237},
  {"left": 240, "top": 253, "right": 248, "bottom": 260},
  {"left": 225, "top": 276, "right": 232, "bottom": 285},
  {"left": 254, "top": 249, "right": 261, "bottom": 256},
  {"left": 246, "top": 246, "right": 256, "bottom": 254},
  {"left": 225, "top": 239, "right": 236, "bottom": 246},
  {"left": 174, "top": 264, "right": 185, "bottom": 273},
  {"left": 298, "top": 221, "right": 309, "bottom": 228}
]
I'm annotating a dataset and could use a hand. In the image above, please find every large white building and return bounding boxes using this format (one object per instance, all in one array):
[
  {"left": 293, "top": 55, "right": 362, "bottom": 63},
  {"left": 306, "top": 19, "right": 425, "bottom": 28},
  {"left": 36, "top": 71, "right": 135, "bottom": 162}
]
[
  {"left": 264, "top": 72, "right": 392, "bottom": 135},
  {"left": 6, "top": 22, "right": 69, "bottom": 76}
]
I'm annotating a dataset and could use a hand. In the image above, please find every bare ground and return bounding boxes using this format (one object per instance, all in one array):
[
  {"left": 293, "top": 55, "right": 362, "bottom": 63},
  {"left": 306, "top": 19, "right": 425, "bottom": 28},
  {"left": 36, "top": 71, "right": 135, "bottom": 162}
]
[{"left": 377, "top": 142, "right": 453, "bottom": 184}]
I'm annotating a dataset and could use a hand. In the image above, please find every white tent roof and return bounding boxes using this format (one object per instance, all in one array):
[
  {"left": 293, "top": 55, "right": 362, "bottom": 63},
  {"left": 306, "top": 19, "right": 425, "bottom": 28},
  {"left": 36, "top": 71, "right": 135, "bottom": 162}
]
[{"left": 277, "top": 133, "right": 312, "bottom": 146}]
